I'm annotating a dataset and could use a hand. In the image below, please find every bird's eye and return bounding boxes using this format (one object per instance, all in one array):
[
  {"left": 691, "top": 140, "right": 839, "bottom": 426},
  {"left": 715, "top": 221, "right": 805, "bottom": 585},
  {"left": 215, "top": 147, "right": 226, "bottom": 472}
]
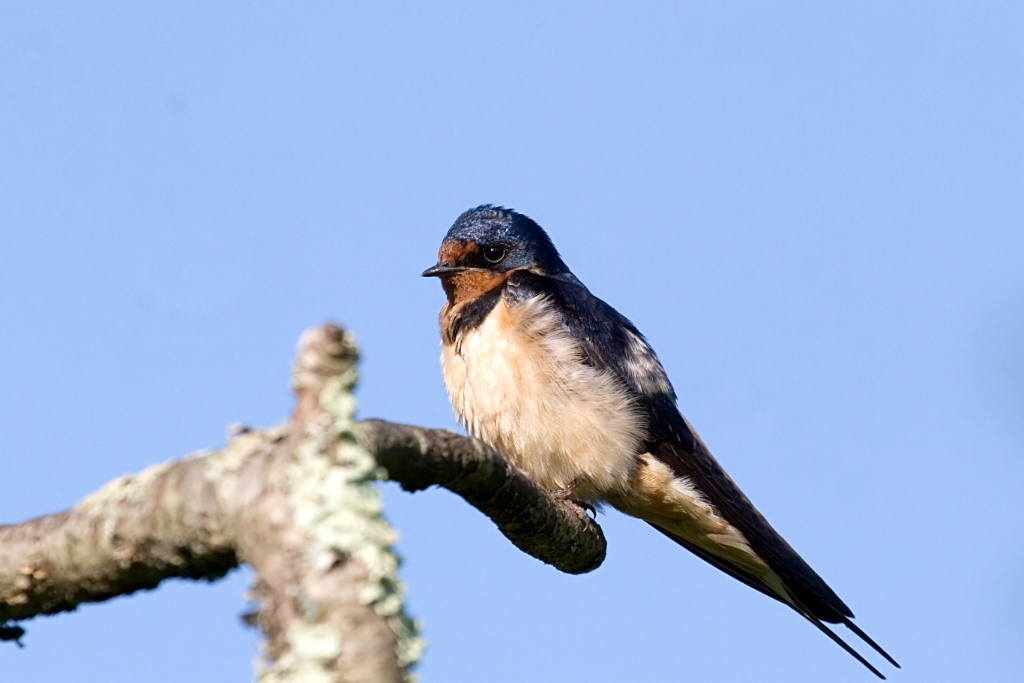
[{"left": 482, "top": 245, "right": 506, "bottom": 263}]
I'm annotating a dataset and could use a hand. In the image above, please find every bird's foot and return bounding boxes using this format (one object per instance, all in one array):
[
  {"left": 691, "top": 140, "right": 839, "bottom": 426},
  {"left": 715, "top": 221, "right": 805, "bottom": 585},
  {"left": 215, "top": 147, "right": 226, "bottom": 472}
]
[{"left": 551, "top": 479, "right": 597, "bottom": 520}]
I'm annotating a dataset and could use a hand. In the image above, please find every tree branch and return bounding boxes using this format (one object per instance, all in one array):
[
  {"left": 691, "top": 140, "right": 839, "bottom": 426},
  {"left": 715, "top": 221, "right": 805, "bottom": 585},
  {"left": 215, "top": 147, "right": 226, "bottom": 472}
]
[
  {"left": 356, "top": 420, "right": 605, "bottom": 575},
  {"left": 0, "top": 322, "right": 608, "bottom": 681}
]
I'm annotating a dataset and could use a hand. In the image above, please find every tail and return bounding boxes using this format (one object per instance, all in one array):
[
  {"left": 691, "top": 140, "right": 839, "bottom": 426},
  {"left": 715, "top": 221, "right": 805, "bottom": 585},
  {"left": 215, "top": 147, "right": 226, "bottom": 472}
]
[
  {"left": 651, "top": 524, "right": 899, "bottom": 678},
  {"left": 781, "top": 584, "right": 900, "bottom": 680}
]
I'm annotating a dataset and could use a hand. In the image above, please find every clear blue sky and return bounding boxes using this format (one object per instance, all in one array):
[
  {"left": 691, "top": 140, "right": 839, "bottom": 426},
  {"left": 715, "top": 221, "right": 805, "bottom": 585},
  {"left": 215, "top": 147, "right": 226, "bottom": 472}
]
[{"left": 1, "top": 2, "right": 1021, "bottom": 682}]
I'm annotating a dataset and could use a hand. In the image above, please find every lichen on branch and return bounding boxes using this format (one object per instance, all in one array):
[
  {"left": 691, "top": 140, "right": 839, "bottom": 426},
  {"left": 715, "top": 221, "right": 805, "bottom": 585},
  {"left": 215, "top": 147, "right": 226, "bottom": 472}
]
[{"left": 0, "top": 322, "right": 608, "bottom": 682}]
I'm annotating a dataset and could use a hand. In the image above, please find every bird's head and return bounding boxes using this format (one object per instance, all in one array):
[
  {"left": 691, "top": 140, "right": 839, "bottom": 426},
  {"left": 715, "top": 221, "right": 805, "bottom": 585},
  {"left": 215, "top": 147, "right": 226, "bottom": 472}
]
[{"left": 423, "top": 205, "right": 568, "bottom": 304}]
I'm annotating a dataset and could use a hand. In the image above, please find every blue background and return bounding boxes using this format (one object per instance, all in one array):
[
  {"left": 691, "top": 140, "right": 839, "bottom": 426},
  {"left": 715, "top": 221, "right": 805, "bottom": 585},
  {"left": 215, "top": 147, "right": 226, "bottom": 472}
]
[{"left": 1, "top": 2, "right": 1021, "bottom": 681}]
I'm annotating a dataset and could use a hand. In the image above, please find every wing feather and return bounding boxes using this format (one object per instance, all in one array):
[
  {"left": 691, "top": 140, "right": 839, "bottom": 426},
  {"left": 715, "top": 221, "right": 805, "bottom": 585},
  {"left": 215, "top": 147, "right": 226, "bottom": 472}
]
[{"left": 506, "top": 269, "right": 898, "bottom": 671}]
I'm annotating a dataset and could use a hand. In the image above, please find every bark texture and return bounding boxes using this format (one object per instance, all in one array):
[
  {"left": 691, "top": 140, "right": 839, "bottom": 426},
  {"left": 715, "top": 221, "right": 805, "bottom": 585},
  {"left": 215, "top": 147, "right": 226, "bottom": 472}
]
[{"left": 0, "top": 322, "right": 607, "bottom": 682}]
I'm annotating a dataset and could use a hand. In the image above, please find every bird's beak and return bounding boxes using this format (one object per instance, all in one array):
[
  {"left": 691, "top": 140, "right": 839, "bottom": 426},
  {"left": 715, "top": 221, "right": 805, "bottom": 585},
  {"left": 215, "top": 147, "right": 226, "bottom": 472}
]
[{"left": 421, "top": 264, "right": 471, "bottom": 277}]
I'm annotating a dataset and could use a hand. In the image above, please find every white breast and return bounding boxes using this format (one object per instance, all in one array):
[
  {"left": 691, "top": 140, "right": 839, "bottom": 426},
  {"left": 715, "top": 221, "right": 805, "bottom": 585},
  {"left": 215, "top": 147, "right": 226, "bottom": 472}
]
[{"left": 441, "top": 294, "right": 645, "bottom": 500}]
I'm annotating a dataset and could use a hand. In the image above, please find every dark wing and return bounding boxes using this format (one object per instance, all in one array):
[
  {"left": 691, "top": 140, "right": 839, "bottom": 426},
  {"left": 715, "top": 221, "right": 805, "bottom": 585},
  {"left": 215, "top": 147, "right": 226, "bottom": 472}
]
[
  {"left": 644, "top": 415, "right": 901, "bottom": 676},
  {"left": 506, "top": 269, "right": 898, "bottom": 673},
  {"left": 646, "top": 409, "right": 853, "bottom": 620},
  {"left": 506, "top": 269, "right": 677, "bottom": 398}
]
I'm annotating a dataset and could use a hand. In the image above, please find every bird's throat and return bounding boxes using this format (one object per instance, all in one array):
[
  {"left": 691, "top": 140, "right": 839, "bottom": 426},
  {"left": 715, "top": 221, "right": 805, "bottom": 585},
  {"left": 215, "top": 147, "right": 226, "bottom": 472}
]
[{"left": 440, "top": 269, "right": 508, "bottom": 306}]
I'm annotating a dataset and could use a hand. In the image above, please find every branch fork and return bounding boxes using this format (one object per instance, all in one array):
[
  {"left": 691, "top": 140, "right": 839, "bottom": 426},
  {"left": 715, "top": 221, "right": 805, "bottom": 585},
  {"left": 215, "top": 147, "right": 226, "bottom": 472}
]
[{"left": 0, "top": 323, "right": 607, "bottom": 681}]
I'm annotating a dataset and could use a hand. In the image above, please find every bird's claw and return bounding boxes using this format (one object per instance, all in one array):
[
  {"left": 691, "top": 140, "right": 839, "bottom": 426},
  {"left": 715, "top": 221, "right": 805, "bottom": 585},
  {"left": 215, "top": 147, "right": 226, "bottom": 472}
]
[{"left": 551, "top": 480, "right": 597, "bottom": 520}]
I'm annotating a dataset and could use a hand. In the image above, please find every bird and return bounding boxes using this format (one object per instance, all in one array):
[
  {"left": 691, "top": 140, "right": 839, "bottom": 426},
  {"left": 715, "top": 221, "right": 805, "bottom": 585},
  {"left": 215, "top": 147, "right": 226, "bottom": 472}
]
[{"left": 422, "top": 205, "right": 898, "bottom": 679}]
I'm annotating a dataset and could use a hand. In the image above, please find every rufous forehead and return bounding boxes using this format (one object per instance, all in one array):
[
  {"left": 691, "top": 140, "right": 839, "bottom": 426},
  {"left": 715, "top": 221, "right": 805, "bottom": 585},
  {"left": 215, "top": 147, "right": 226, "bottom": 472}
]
[{"left": 438, "top": 239, "right": 477, "bottom": 264}]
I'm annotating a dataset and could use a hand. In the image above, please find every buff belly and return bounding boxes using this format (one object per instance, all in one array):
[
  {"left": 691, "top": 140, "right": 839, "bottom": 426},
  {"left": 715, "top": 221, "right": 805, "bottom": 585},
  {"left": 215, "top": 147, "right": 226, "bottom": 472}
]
[
  {"left": 441, "top": 295, "right": 645, "bottom": 501},
  {"left": 440, "top": 293, "right": 772, "bottom": 584}
]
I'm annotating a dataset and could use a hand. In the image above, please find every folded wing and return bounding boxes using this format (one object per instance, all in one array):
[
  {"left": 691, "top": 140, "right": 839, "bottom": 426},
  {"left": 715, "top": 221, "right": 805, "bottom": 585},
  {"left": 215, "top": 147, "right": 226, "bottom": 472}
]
[{"left": 507, "top": 269, "right": 898, "bottom": 676}]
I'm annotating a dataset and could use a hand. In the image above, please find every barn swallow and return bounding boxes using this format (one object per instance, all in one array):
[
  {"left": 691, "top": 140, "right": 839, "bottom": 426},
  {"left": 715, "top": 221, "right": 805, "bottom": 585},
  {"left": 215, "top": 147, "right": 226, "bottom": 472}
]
[{"left": 423, "top": 205, "right": 898, "bottom": 678}]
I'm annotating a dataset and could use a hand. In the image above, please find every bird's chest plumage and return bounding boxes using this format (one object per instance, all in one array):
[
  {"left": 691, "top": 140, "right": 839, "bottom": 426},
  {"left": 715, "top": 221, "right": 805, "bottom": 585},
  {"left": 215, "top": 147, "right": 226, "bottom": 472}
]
[{"left": 440, "top": 294, "right": 645, "bottom": 500}]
